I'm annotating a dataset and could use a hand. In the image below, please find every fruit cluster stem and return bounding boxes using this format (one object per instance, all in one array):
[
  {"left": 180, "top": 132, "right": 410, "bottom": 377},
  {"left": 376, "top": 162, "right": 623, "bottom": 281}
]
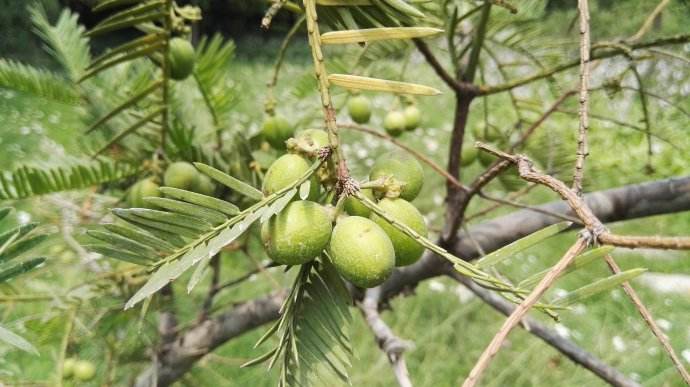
[{"left": 302, "top": 0, "right": 351, "bottom": 192}]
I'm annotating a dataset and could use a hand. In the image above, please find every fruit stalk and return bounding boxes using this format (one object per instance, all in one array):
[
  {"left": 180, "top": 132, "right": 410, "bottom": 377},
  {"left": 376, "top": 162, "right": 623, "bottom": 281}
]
[
  {"left": 160, "top": 0, "right": 173, "bottom": 148},
  {"left": 302, "top": 0, "right": 351, "bottom": 192}
]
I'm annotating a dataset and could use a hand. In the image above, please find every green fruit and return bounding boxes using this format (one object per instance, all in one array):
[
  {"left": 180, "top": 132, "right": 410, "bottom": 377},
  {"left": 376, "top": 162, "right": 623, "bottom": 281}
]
[
  {"left": 478, "top": 149, "right": 496, "bottom": 167},
  {"left": 63, "top": 358, "right": 76, "bottom": 378},
  {"left": 473, "top": 125, "right": 502, "bottom": 142},
  {"left": 383, "top": 111, "right": 406, "bottom": 136},
  {"left": 348, "top": 95, "right": 372, "bottom": 124},
  {"left": 194, "top": 174, "right": 215, "bottom": 196},
  {"left": 263, "top": 154, "right": 319, "bottom": 199},
  {"left": 498, "top": 168, "right": 525, "bottom": 191},
  {"left": 261, "top": 201, "right": 332, "bottom": 265},
  {"left": 295, "top": 129, "right": 329, "bottom": 155},
  {"left": 343, "top": 189, "right": 375, "bottom": 217},
  {"left": 461, "top": 145, "right": 478, "bottom": 167},
  {"left": 168, "top": 37, "right": 195, "bottom": 80},
  {"left": 128, "top": 178, "right": 161, "bottom": 208},
  {"left": 329, "top": 216, "right": 395, "bottom": 288},
  {"left": 369, "top": 152, "right": 424, "bottom": 201},
  {"left": 403, "top": 105, "right": 421, "bottom": 131},
  {"left": 370, "top": 198, "right": 427, "bottom": 266},
  {"left": 164, "top": 161, "right": 199, "bottom": 190},
  {"left": 262, "top": 115, "right": 294, "bottom": 150},
  {"left": 73, "top": 360, "right": 96, "bottom": 381}
]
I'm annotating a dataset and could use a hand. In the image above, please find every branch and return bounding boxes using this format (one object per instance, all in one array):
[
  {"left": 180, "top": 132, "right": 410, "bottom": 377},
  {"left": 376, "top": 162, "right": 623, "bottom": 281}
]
[
  {"left": 463, "top": 238, "right": 589, "bottom": 387},
  {"left": 135, "top": 176, "right": 690, "bottom": 386},
  {"left": 413, "top": 39, "right": 475, "bottom": 95},
  {"left": 603, "top": 254, "right": 690, "bottom": 384},
  {"left": 627, "top": 0, "right": 671, "bottom": 43},
  {"left": 359, "top": 287, "right": 413, "bottom": 387},
  {"left": 479, "top": 34, "right": 690, "bottom": 95},
  {"left": 447, "top": 271, "right": 640, "bottom": 387},
  {"left": 572, "top": 0, "right": 591, "bottom": 196},
  {"left": 476, "top": 144, "right": 690, "bottom": 250}
]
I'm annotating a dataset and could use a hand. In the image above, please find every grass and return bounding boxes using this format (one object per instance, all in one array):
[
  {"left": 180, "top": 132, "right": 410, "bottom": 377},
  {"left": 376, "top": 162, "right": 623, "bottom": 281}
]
[{"left": 1, "top": 5, "right": 690, "bottom": 385}]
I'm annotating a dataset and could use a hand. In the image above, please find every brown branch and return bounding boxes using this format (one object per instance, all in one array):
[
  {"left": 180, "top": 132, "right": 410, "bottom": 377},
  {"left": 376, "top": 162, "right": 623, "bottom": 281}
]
[
  {"left": 477, "top": 143, "right": 690, "bottom": 250},
  {"left": 261, "top": 0, "right": 287, "bottom": 30},
  {"left": 136, "top": 176, "right": 690, "bottom": 386},
  {"left": 462, "top": 238, "right": 589, "bottom": 387},
  {"left": 603, "top": 254, "right": 690, "bottom": 384},
  {"left": 359, "top": 287, "right": 413, "bottom": 387},
  {"left": 413, "top": 39, "right": 476, "bottom": 95},
  {"left": 447, "top": 270, "right": 640, "bottom": 387},
  {"left": 572, "top": 0, "right": 591, "bottom": 196}
]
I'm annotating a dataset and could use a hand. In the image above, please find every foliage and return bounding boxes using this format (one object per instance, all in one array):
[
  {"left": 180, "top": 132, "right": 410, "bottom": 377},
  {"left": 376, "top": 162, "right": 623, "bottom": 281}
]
[{"left": 0, "top": 0, "right": 689, "bottom": 386}]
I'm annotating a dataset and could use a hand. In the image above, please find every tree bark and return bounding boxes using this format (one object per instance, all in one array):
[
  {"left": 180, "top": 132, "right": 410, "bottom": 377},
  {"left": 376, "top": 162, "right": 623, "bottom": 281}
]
[{"left": 135, "top": 175, "right": 690, "bottom": 387}]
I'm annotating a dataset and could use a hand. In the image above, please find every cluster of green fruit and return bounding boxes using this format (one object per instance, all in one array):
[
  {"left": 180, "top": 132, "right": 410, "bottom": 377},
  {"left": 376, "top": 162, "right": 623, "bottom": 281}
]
[
  {"left": 127, "top": 161, "right": 215, "bottom": 208},
  {"left": 460, "top": 124, "right": 525, "bottom": 191},
  {"left": 260, "top": 130, "right": 428, "bottom": 287},
  {"left": 347, "top": 95, "right": 422, "bottom": 136},
  {"left": 62, "top": 358, "right": 96, "bottom": 382}
]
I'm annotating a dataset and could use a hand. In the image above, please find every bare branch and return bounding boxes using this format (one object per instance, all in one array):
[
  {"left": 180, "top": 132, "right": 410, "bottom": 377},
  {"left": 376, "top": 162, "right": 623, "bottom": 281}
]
[
  {"left": 572, "top": 0, "right": 591, "bottom": 196},
  {"left": 359, "top": 287, "right": 414, "bottom": 387},
  {"left": 448, "top": 271, "right": 640, "bottom": 387},
  {"left": 476, "top": 143, "right": 690, "bottom": 250},
  {"left": 603, "top": 254, "right": 690, "bottom": 384},
  {"left": 463, "top": 238, "right": 589, "bottom": 387}
]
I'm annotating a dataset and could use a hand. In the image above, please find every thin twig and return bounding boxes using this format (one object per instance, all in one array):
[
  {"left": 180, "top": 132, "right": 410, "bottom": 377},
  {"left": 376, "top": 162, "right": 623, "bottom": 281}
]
[
  {"left": 359, "top": 287, "right": 413, "bottom": 387},
  {"left": 627, "top": 0, "right": 671, "bottom": 43},
  {"left": 447, "top": 271, "right": 640, "bottom": 387},
  {"left": 465, "top": 184, "right": 536, "bottom": 221},
  {"left": 603, "top": 254, "right": 690, "bottom": 384},
  {"left": 261, "top": 0, "right": 287, "bottom": 30},
  {"left": 477, "top": 143, "right": 690, "bottom": 250},
  {"left": 477, "top": 191, "right": 580, "bottom": 224},
  {"left": 463, "top": 238, "right": 589, "bottom": 387},
  {"left": 198, "top": 254, "right": 221, "bottom": 322},
  {"left": 572, "top": 0, "right": 590, "bottom": 196}
]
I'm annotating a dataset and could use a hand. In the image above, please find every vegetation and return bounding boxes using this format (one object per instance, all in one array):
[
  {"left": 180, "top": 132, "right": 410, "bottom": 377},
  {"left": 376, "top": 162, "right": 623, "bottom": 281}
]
[{"left": 1, "top": 1, "right": 690, "bottom": 386}]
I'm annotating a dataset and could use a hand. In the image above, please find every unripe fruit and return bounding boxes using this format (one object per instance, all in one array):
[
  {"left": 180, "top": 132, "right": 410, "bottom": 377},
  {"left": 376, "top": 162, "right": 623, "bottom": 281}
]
[
  {"left": 168, "top": 37, "right": 195, "bottom": 80},
  {"left": 370, "top": 198, "right": 427, "bottom": 266},
  {"left": 261, "top": 201, "right": 332, "bottom": 265},
  {"left": 73, "top": 360, "right": 96, "bottom": 381},
  {"left": 63, "top": 358, "right": 76, "bottom": 378},
  {"left": 369, "top": 152, "right": 424, "bottom": 201},
  {"left": 472, "top": 125, "right": 502, "bottom": 142},
  {"left": 343, "top": 189, "right": 375, "bottom": 217},
  {"left": 262, "top": 115, "right": 294, "bottom": 150},
  {"left": 128, "top": 178, "right": 161, "bottom": 208},
  {"left": 383, "top": 111, "right": 406, "bottom": 137},
  {"left": 478, "top": 149, "right": 496, "bottom": 167},
  {"left": 263, "top": 154, "right": 319, "bottom": 199},
  {"left": 294, "top": 129, "right": 329, "bottom": 155},
  {"left": 347, "top": 95, "right": 372, "bottom": 124},
  {"left": 329, "top": 216, "right": 394, "bottom": 288},
  {"left": 498, "top": 168, "right": 525, "bottom": 191},
  {"left": 403, "top": 105, "right": 421, "bottom": 131},
  {"left": 164, "top": 161, "right": 198, "bottom": 190},
  {"left": 461, "top": 145, "right": 478, "bottom": 166},
  {"left": 194, "top": 174, "right": 215, "bottom": 196}
]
